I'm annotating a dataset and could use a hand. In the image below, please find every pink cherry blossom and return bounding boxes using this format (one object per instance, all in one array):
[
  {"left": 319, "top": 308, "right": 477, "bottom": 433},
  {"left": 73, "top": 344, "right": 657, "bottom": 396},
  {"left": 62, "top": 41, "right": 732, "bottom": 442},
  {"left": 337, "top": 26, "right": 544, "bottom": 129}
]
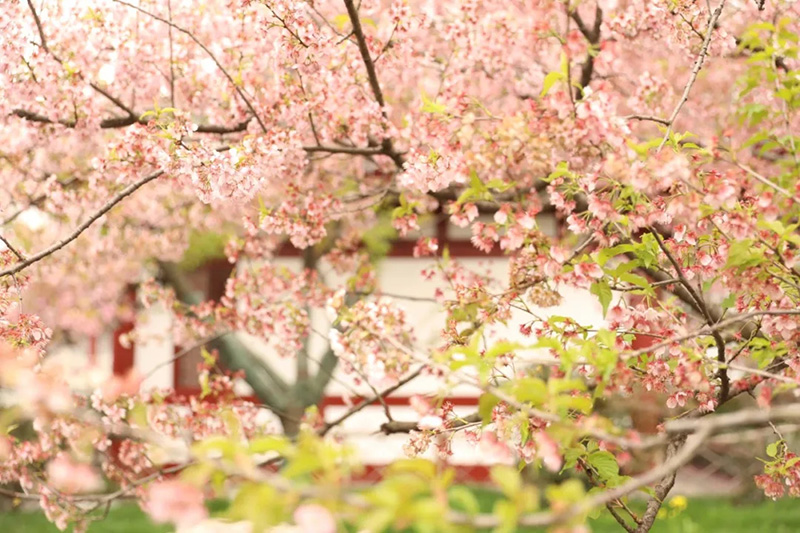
[
  {"left": 145, "top": 480, "right": 208, "bottom": 528},
  {"left": 46, "top": 454, "right": 104, "bottom": 494},
  {"left": 294, "top": 504, "right": 336, "bottom": 533}
]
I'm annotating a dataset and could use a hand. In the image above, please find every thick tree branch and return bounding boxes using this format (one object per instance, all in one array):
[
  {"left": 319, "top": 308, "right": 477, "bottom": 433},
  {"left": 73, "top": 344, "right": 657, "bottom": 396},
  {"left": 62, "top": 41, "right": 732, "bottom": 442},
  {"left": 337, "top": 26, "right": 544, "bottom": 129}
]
[
  {"left": 570, "top": 3, "right": 603, "bottom": 100},
  {"left": 341, "top": 0, "right": 404, "bottom": 168},
  {"left": 634, "top": 436, "right": 686, "bottom": 532},
  {"left": 650, "top": 229, "right": 729, "bottom": 402},
  {"left": 11, "top": 110, "right": 410, "bottom": 161},
  {"left": 303, "top": 144, "right": 391, "bottom": 157},
  {"left": 342, "top": 0, "right": 386, "bottom": 108},
  {"left": 311, "top": 346, "right": 339, "bottom": 402},
  {"left": 297, "top": 249, "right": 319, "bottom": 382}
]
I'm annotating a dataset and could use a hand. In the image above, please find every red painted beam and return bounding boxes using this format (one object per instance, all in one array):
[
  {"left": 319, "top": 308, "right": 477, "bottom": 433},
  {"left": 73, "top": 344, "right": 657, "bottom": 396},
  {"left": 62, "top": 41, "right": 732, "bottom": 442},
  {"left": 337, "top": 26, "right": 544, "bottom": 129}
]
[{"left": 274, "top": 239, "right": 504, "bottom": 258}]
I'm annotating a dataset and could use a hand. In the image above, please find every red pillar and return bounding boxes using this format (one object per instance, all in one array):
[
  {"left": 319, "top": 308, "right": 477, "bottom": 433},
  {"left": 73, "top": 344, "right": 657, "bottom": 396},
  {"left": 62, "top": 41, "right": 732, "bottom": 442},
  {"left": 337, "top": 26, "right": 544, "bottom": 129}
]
[{"left": 112, "top": 285, "right": 137, "bottom": 376}]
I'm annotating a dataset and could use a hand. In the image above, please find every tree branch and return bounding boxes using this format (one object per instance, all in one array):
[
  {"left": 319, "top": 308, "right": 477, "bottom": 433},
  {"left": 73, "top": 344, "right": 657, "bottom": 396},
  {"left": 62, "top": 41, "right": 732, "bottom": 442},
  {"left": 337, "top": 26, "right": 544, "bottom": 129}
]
[
  {"left": 634, "top": 436, "right": 686, "bottom": 532},
  {"left": 0, "top": 170, "right": 163, "bottom": 278},
  {"left": 570, "top": 3, "right": 603, "bottom": 99},
  {"left": 158, "top": 262, "right": 290, "bottom": 410},
  {"left": 341, "top": 0, "right": 404, "bottom": 168},
  {"left": 25, "top": 0, "right": 138, "bottom": 122},
  {"left": 320, "top": 366, "right": 424, "bottom": 436},
  {"left": 11, "top": 108, "right": 253, "bottom": 134},
  {"left": 623, "top": 114, "right": 671, "bottom": 126},
  {"left": 311, "top": 346, "right": 339, "bottom": 402},
  {"left": 111, "top": 0, "right": 269, "bottom": 133},
  {"left": 650, "top": 229, "right": 728, "bottom": 402},
  {"left": 657, "top": 0, "right": 727, "bottom": 151},
  {"left": 380, "top": 412, "right": 481, "bottom": 435},
  {"left": 0, "top": 233, "right": 26, "bottom": 261}
]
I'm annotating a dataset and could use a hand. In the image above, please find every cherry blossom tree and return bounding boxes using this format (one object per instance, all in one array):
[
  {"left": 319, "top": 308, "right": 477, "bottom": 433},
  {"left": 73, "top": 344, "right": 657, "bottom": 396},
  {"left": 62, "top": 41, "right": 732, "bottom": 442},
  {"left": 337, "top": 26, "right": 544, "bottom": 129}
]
[{"left": 1, "top": 0, "right": 800, "bottom": 531}]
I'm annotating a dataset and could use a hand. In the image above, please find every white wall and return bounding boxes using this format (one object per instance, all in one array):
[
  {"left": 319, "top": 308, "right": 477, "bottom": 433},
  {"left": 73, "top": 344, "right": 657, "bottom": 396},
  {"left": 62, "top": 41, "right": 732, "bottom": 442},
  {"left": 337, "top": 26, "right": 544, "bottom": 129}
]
[{"left": 46, "top": 255, "right": 606, "bottom": 466}]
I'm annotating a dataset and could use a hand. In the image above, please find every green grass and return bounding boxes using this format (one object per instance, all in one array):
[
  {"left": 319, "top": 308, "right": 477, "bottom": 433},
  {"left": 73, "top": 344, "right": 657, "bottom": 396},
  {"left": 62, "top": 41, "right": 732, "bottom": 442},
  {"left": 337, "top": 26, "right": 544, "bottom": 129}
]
[
  {"left": 0, "top": 504, "right": 171, "bottom": 533},
  {"left": 470, "top": 489, "right": 800, "bottom": 532},
  {"left": 590, "top": 497, "right": 800, "bottom": 533},
  {"left": 1, "top": 495, "right": 799, "bottom": 532}
]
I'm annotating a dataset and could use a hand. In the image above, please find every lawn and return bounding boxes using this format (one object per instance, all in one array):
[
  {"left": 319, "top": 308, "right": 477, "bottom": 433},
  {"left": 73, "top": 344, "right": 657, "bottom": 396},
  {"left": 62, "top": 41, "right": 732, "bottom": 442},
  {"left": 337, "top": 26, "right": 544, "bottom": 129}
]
[{"left": 1, "top": 495, "right": 799, "bottom": 532}]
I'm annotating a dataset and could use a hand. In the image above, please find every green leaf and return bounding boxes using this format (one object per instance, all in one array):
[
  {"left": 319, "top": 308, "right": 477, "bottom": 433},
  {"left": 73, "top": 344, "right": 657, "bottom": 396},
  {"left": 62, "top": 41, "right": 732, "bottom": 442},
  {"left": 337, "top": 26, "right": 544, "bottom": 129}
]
[
  {"left": 635, "top": 233, "right": 660, "bottom": 268},
  {"left": 469, "top": 168, "right": 487, "bottom": 193},
  {"left": 785, "top": 456, "right": 800, "bottom": 469},
  {"left": 721, "top": 292, "right": 737, "bottom": 310},
  {"left": 192, "top": 436, "right": 238, "bottom": 460},
  {"left": 563, "top": 447, "right": 586, "bottom": 470},
  {"left": 617, "top": 271, "right": 650, "bottom": 289},
  {"left": 767, "top": 440, "right": 781, "bottom": 458},
  {"left": 512, "top": 377, "right": 548, "bottom": 405},
  {"left": 248, "top": 436, "right": 291, "bottom": 455},
  {"left": 492, "top": 499, "right": 519, "bottom": 533},
  {"left": 546, "top": 161, "right": 573, "bottom": 182},
  {"left": 491, "top": 465, "right": 522, "bottom": 497},
  {"left": 449, "top": 486, "right": 480, "bottom": 516},
  {"left": 558, "top": 395, "right": 593, "bottom": 415},
  {"left": 359, "top": 508, "right": 395, "bottom": 533},
  {"left": 545, "top": 479, "right": 586, "bottom": 505},
  {"left": 590, "top": 279, "right": 613, "bottom": 316},
  {"left": 421, "top": 91, "right": 448, "bottom": 115},
  {"left": 200, "top": 347, "right": 215, "bottom": 365},
  {"left": 541, "top": 71, "right": 565, "bottom": 97},
  {"left": 387, "top": 458, "right": 437, "bottom": 480},
  {"left": 363, "top": 212, "right": 399, "bottom": 258},
  {"left": 479, "top": 393, "right": 501, "bottom": 424},
  {"left": 588, "top": 450, "right": 619, "bottom": 481},
  {"left": 484, "top": 341, "right": 521, "bottom": 361},
  {"left": 725, "top": 239, "right": 764, "bottom": 271},
  {"left": 227, "top": 482, "right": 283, "bottom": 532},
  {"left": 179, "top": 230, "right": 230, "bottom": 271},
  {"left": 128, "top": 402, "right": 148, "bottom": 429},
  {"left": 597, "top": 244, "right": 635, "bottom": 267}
]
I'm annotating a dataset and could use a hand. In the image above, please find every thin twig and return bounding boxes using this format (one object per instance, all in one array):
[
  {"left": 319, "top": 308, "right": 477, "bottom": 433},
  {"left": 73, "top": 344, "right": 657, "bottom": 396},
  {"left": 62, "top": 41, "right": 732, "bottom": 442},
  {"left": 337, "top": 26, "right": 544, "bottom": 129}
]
[
  {"left": 0, "top": 234, "right": 26, "bottom": 261},
  {"left": 624, "top": 114, "right": 671, "bottom": 126},
  {"left": 733, "top": 159, "right": 800, "bottom": 204},
  {"left": 112, "top": 0, "right": 268, "bottom": 133},
  {"left": 380, "top": 412, "right": 481, "bottom": 435},
  {"left": 625, "top": 309, "right": 800, "bottom": 360},
  {"left": 657, "top": 0, "right": 727, "bottom": 151},
  {"left": 320, "top": 367, "right": 424, "bottom": 436},
  {"left": 143, "top": 331, "right": 231, "bottom": 381},
  {"left": 25, "top": 0, "right": 138, "bottom": 122},
  {"left": 166, "top": 0, "right": 176, "bottom": 108}
]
